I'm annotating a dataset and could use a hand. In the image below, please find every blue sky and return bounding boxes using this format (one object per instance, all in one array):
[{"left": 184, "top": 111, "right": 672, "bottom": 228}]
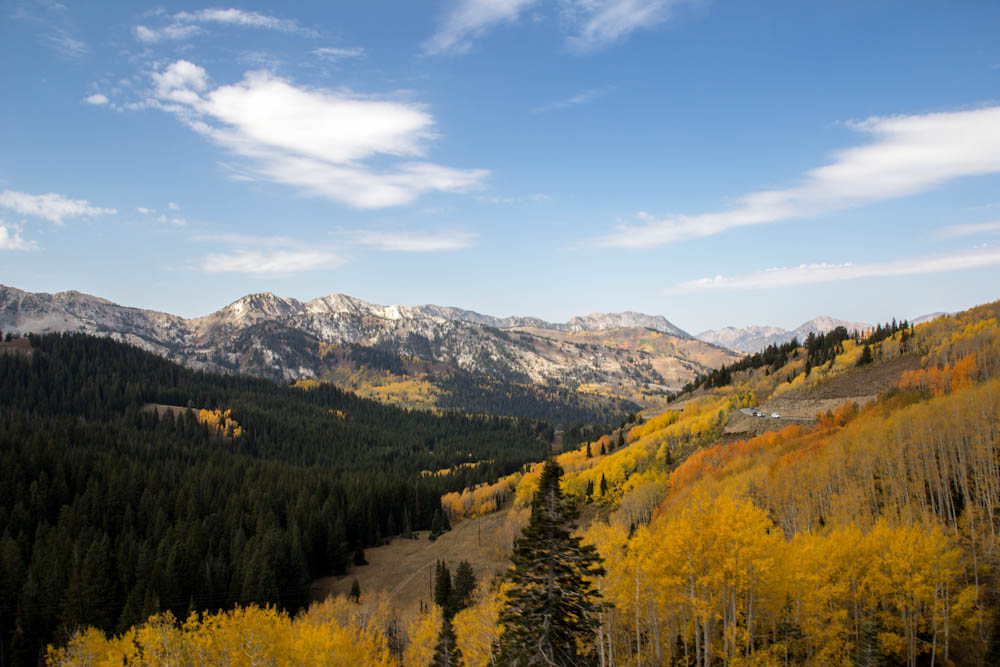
[{"left": 2, "top": 1, "right": 1000, "bottom": 333}]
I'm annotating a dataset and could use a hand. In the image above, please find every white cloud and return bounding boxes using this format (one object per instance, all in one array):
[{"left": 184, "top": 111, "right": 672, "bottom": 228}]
[
  {"left": 0, "top": 189, "right": 116, "bottom": 224},
  {"left": 313, "top": 46, "right": 366, "bottom": 60},
  {"left": 176, "top": 8, "right": 313, "bottom": 34},
  {"left": 168, "top": 201, "right": 181, "bottom": 211},
  {"left": 0, "top": 223, "right": 38, "bottom": 251},
  {"left": 150, "top": 61, "right": 487, "bottom": 208},
  {"left": 135, "top": 23, "right": 201, "bottom": 43},
  {"left": 136, "top": 8, "right": 314, "bottom": 42},
  {"left": 136, "top": 207, "right": 154, "bottom": 215},
  {"left": 152, "top": 60, "right": 209, "bottom": 105},
  {"left": 934, "top": 220, "right": 1000, "bottom": 239},
  {"left": 350, "top": 229, "right": 477, "bottom": 252},
  {"left": 668, "top": 246, "right": 1000, "bottom": 293},
  {"left": 424, "top": 0, "right": 539, "bottom": 55},
  {"left": 157, "top": 215, "right": 187, "bottom": 227},
  {"left": 201, "top": 249, "right": 340, "bottom": 274},
  {"left": 597, "top": 105, "right": 1000, "bottom": 248},
  {"left": 83, "top": 93, "right": 108, "bottom": 105},
  {"left": 563, "top": 0, "right": 689, "bottom": 51}
]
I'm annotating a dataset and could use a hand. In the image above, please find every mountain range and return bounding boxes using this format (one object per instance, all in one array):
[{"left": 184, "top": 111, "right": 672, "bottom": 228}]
[
  {"left": 0, "top": 285, "right": 738, "bottom": 417},
  {"left": 696, "top": 316, "right": 873, "bottom": 354}
]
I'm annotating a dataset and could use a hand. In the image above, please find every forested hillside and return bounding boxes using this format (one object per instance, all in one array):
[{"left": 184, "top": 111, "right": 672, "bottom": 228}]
[
  {"left": 40, "top": 301, "right": 1000, "bottom": 666},
  {"left": 0, "top": 333, "right": 553, "bottom": 665}
]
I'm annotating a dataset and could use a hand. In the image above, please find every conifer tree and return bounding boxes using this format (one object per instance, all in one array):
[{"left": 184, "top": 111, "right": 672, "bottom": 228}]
[
  {"left": 349, "top": 577, "right": 361, "bottom": 603},
  {"left": 434, "top": 561, "right": 453, "bottom": 614},
  {"left": 434, "top": 616, "right": 462, "bottom": 666},
  {"left": 497, "top": 458, "right": 607, "bottom": 666},
  {"left": 450, "top": 560, "right": 476, "bottom": 614}
]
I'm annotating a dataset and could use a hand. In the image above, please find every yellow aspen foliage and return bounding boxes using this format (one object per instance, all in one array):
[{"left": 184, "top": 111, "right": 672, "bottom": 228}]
[
  {"left": 403, "top": 604, "right": 443, "bottom": 667},
  {"left": 197, "top": 408, "right": 243, "bottom": 438},
  {"left": 453, "top": 583, "right": 506, "bottom": 667}
]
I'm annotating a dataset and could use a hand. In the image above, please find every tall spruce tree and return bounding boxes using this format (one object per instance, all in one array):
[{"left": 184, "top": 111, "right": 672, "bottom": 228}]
[
  {"left": 450, "top": 561, "right": 476, "bottom": 614},
  {"left": 497, "top": 458, "right": 607, "bottom": 666}
]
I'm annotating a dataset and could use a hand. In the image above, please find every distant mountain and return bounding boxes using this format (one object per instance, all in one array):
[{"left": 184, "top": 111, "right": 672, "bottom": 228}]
[
  {"left": 0, "top": 286, "right": 736, "bottom": 417},
  {"left": 698, "top": 316, "right": 872, "bottom": 354}
]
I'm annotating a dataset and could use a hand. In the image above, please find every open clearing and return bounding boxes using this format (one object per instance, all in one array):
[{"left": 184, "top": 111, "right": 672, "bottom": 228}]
[{"left": 311, "top": 507, "right": 515, "bottom": 614}]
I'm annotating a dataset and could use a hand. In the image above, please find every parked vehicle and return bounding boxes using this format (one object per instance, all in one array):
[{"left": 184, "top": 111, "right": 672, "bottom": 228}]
[{"left": 771, "top": 413, "right": 780, "bottom": 418}]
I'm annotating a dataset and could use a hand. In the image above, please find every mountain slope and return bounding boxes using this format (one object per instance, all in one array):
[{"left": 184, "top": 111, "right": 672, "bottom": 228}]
[{"left": 0, "top": 285, "right": 737, "bottom": 419}]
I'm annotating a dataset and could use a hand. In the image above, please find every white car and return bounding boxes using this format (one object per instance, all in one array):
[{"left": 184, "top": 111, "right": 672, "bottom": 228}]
[{"left": 771, "top": 413, "right": 780, "bottom": 418}]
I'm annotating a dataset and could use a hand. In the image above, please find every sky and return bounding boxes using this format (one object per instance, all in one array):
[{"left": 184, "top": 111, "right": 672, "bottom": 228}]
[{"left": 2, "top": 1, "right": 1000, "bottom": 334}]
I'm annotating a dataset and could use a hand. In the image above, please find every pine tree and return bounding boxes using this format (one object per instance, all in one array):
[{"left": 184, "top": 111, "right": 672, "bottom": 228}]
[
  {"left": 450, "top": 560, "right": 476, "bottom": 614},
  {"left": 434, "top": 561, "right": 453, "bottom": 614},
  {"left": 353, "top": 542, "right": 367, "bottom": 566},
  {"left": 497, "top": 458, "right": 607, "bottom": 666},
  {"left": 433, "top": 616, "right": 462, "bottom": 666},
  {"left": 349, "top": 577, "right": 361, "bottom": 603}
]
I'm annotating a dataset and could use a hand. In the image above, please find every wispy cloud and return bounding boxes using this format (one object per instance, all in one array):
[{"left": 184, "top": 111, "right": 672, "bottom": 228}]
[
  {"left": 313, "top": 46, "right": 365, "bottom": 60},
  {"left": 563, "top": 0, "right": 690, "bottom": 52},
  {"left": 532, "top": 86, "right": 612, "bottom": 113},
  {"left": 0, "top": 189, "right": 116, "bottom": 224},
  {"left": 668, "top": 246, "right": 1000, "bottom": 293},
  {"left": 0, "top": 223, "right": 38, "bottom": 251},
  {"left": 201, "top": 248, "right": 341, "bottom": 274},
  {"left": 149, "top": 60, "right": 487, "bottom": 208},
  {"left": 934, "top": 220, "right": 1000, "bottom": 239},
  {"left": 349, "top": 229, "right": 477, "bottom": 252},
  {"left": 424, "top": 0, "right": 539, "bottom": 55},
  {"left": 136, "top": 7, "right": 315, "bottom": 43},
  {"left": 47, "top": 26, "right": 88, "bottom": 58},
  {"left": 595, "top": 105, "right": 1000, "bottom": 248}
]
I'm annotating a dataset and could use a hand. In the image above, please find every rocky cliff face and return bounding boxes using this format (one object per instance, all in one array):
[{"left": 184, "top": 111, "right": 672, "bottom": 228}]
[{"left": 0, "top": 285, "right": 732, "bottom": 391}]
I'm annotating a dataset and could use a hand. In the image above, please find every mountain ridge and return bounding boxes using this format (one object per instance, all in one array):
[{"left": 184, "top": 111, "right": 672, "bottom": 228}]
[
  {"left": 0, "top": 285, "right": 735, "bottom": 416},
  {"left": 697, "top": 315, "right": 873, "bottom": 354}
]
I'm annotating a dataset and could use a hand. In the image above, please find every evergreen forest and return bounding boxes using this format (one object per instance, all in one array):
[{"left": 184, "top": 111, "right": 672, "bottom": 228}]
[{"left": 0, "top": 332, "right": 554, "bottom": 665}]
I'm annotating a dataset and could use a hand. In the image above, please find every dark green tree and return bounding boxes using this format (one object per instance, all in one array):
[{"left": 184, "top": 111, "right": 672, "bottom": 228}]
[
  {"left": 433, "top": 616, "right": 461, "bottom": 666},
  {"left": 353, "top": 543, "right": 367, "bottom": 567},
  {"left": 449, "top": 560, "right": 476, "bottom": 614},
  {"left": 857, "top": 344, "right": 874, "bottom": 366},
  {"left": 349, "top": 577, "right": 361, "bottom": 603},
  {"left": 434, "top": 560, "right": 453, "bottom": 614},
  {"left": 497, "top": 459, "right": 607, "bottom": 666}
]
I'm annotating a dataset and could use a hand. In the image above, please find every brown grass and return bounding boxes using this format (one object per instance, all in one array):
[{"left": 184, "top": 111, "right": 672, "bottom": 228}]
[{"left": 311, "top": 508, "right": 516, "bottom": 614}]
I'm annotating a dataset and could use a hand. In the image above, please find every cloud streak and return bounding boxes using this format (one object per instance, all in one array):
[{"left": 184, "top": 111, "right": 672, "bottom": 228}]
[
  {"left": 668, "top": 246, "right": 1000, "bottom": 293},
  {"left": 564, "top": 0, "right": 691, "bottom": 52},
  {"left": 596, "top": 105, "right": 1000, "bottom": 248},
  {"left": 934, "top": 220, "right": 1000, "bottom": 239},
  {"left": 0, "top": 189, "right": 116, "bottom": 224},
  {"left": 201, "top": 248, "right": 341, "bottom": 275},
  {"left": 150, "top": 60, "right": 487, "bottom": 208},
  {"left": 136, "top": 7, "right": 315, "bottom": 43},
  {"left": 424, "top": 0, "right": 539, "bottom": 55},
  {"left": 532, "top": 86, "right": 612, "bottom": 113},
  {"left": 313, "top": 47, "right": 365, "bottom": 60},
  {"left": 349, "top": 229, "right": 477, "bottom": 252}
]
